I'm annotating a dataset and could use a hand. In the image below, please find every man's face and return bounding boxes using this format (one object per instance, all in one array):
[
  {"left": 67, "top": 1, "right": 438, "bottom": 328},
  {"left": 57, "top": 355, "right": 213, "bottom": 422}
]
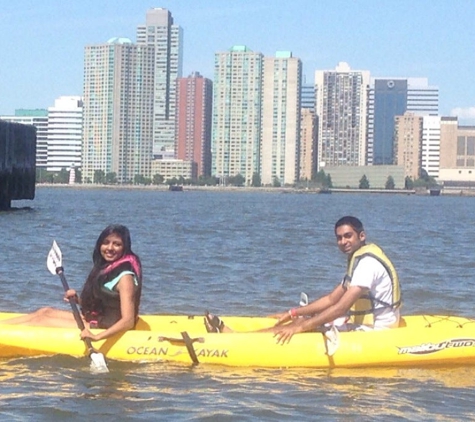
[{"left": 335, "top": 224, "right": 366, "bottom": 255}]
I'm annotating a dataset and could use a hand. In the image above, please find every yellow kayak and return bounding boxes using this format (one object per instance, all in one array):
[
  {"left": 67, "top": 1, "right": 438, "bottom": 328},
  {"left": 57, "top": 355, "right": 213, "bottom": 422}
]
[{"left": 1, "top": 313, "right": 475, "bottom": 368}]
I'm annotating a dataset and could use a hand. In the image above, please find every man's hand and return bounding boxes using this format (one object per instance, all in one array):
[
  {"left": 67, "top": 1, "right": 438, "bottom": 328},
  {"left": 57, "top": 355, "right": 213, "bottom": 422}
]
[{"left": 273, "top": 323, "right": 305, "bottom": 344}]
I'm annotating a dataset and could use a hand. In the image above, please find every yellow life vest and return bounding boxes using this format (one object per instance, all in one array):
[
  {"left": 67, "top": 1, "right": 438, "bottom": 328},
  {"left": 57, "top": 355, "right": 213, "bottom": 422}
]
[{"left": 343, "top": 243, "right": 401, "bottom": 326}]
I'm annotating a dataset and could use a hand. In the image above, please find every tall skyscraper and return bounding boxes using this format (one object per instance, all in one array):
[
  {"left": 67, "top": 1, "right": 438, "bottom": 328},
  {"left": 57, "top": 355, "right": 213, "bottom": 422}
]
[
  {"left": 176, "top": 72, "right": 213, "bottom": 177},
  {"left": 137, "top": 8, "right": 183, "bottom": 156},
  {"left": 47, "top": 96, "right": 83, "bottom": 172},
  {"left": 1, "top": 109, "right": 48, "bottom": 168},
  {"left": 367, "top": 77, "right": 439, "bottom": 165},
  {"left": 82, "top": 37, "right": 155, "bottom": 184},
  {"left": 369, "top": 79, "right": 408, "bottom": 165},
  {"left": 212, "top": 46, "right": 263, "bottom": 185},
  {"left": 315, "top": 62, "right": 370, "bottom": 169},
  {"left": 261, "top": 51, "right": 302, "bottom": 185}
]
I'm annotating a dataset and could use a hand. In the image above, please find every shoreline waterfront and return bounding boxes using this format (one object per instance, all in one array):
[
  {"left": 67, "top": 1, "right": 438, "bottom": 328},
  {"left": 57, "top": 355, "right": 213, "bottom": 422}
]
[{"left": 35, "top": 183, "right": 475, "bottom": 196}]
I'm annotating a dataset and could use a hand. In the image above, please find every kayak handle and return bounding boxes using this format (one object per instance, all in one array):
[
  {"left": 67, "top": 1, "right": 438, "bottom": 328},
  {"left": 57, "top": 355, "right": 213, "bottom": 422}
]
[
  {"left": 159, "top": 331, "right": 204, "bottom": 365},
  {"left": 158, "top": 334, "right": 205, "bottom": 345}
]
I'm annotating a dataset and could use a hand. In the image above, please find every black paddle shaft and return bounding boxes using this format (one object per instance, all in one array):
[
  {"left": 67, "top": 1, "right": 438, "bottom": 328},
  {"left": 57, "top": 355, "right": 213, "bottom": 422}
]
[{"left": 56, "top": 267, "right": 95, "bottom": 353}]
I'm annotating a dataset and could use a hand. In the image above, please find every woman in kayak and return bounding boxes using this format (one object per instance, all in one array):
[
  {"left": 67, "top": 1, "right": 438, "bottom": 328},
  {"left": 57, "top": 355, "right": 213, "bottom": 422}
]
[{"left": 1, "top": 224, "right": 142, "bottom": 342}]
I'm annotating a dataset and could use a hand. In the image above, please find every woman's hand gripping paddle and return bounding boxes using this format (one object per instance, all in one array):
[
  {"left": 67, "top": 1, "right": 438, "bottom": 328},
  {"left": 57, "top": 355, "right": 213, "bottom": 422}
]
[{"left": 47, "top": 241, "right": 109, "bottom": 373}]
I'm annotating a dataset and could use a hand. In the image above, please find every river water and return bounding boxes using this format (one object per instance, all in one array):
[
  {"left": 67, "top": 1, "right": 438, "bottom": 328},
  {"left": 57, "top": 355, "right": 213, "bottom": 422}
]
[{"left": 1, "top": 187, "right": 475, "bottom": 421}]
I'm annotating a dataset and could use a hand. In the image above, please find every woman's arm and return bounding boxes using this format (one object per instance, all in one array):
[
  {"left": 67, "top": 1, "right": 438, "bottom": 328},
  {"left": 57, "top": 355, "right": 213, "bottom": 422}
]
[{"left": 81, "top": 274, "right": 137, "bottom": 341}]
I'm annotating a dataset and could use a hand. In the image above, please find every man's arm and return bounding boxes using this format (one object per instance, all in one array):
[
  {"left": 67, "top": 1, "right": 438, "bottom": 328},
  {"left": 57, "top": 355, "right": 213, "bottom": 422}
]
[
  {"left": 270, "top": 283, "right": 347, "bottom": 325},
  {"left": 273, "top": 285, "right": 368, "bottom": 344},
  {"left": 299, "top": 283, "right": 347, "bottom": 317}
]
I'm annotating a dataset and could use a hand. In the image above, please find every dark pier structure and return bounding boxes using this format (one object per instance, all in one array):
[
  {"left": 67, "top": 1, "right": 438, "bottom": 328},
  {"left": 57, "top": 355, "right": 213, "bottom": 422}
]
[{"left": 0, "top": 120, "right": 36, "bottom": 210}]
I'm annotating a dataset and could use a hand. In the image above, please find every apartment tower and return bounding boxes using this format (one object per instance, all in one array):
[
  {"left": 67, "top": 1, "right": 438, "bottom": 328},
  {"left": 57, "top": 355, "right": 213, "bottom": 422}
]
[
  {"left": 176, "top": 72, "right": 213, "bottom": 177},
  {"left": 212, "top": 46, "right": 263, "bottom": 185},
  {"left": 137, "top": 8, "right": 183, "bottom": 156},
  {"left": 82, "top": 38, "right": 155, "bottom": 184},
  {"left": 315, "top": 62, "right": 370, "bottom": 169},
  {"left": 394, "top": 112, "right": 423, "bottom": 179},
  {"left": 261, "top": 51, "right": 302, "bottom": 185}
]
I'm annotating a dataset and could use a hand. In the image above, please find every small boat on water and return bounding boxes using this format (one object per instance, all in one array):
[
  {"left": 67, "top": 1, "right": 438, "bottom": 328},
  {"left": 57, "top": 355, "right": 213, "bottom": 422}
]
[
  {"left": 1, "top": 313, "right": 475, "bottom": 368},
  {"left": 169, "top": 185, "right": 183, "bottom": 192}
]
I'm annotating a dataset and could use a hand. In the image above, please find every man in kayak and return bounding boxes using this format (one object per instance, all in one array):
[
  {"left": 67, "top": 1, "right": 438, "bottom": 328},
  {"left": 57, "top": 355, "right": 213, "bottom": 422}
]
[
  {"left": 0, "top": 224, "right": 142, "bottom": 342},
  {"left": 205, "top": 216, "right": 401, "bottom": 344}
]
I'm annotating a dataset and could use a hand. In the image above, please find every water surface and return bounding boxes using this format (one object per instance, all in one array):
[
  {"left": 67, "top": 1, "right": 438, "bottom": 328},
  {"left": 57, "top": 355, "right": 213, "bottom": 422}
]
[{"left": 1, "top": 187, "right": 474, "bottom": 421}]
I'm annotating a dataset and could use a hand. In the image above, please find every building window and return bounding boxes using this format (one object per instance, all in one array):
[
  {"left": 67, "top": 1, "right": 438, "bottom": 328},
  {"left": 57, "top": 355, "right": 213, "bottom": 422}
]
[{"left": 457, "top": 136, "right": 466, "bottom": 155}]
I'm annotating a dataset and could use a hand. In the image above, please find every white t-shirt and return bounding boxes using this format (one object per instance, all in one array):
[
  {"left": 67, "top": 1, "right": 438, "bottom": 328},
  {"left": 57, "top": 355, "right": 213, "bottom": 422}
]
[{"left": 346, "top": 255, "right": 400, "bottom": 329}]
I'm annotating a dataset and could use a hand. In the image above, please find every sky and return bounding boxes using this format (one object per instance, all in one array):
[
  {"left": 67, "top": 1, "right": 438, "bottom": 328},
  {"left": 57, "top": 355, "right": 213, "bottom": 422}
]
[{"left": 1, "top": 0, "right": 474, "bottom": 123}]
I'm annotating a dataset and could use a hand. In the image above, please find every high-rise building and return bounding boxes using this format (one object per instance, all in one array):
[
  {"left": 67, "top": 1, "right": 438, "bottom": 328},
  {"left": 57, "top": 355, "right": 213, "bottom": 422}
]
[
  {"left": 0, "top": 109, "right": 48, "bottom": 168},
  {"left": 368, "top": 79, "right": 408, "bottom": 165},
  {"left": 261, "top": 51, "right": 302, "bottom": 185},
  {"left": 367, "top": 77, "right": 439, "bottom": 165},
  {"left": 422, "top": 116, "right": 441, "bottom": 178},
  {"left": 47, "top": 96, "right": 83, "bottom": 172},
  {"left": 82, "top": 37, "right": 155, "bottom": 184},
  {"left": 394, "top": 112, "right": 423, "bottom": 179},
  {"left": 315, "top": 62, "right": 370, "bottom": 169},
  {"left": 137, "top": 8, "right": 183, "bottom": 156},
  {"left": 176, "top": 72, "right": 213, "bottom": 177},
  {"left": 212, "top": 46, "right": 263, "bottom": 185}
]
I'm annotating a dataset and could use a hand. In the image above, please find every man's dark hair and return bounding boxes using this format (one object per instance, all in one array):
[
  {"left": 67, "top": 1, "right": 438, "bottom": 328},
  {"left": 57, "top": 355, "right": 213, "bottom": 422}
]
[{"left": 335, "top": 216, "right": 364, "bottom": 234}]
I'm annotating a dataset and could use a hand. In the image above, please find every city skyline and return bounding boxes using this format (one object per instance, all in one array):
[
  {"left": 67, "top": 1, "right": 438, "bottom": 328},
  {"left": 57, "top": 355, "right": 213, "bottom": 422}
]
[{"left": 1, "top": 0, "right": 474, "bottom": 123}]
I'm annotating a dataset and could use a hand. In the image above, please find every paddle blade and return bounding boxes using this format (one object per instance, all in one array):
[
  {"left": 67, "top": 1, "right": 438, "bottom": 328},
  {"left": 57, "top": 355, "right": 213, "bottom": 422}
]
[
  {"left": 299, "top": 292, "right": 309, "bottom": 307},
  {"left": 324, "top": 325, "right": 340, "bottom": 357},
  {"left": 90, "top": 352, "right": 109, "bottom": 374},
  {"left": 47, "top": 240, "right": 62, "bottom": 275}
]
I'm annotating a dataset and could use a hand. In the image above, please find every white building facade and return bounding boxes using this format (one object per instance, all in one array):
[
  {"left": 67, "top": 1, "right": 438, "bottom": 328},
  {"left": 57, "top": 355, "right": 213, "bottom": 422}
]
[
  {"left": 421, "top": 116, "right": 441, "bottom": 178},
  {"left": 47, "top": 96, "right": 83, "bottom": 172}
]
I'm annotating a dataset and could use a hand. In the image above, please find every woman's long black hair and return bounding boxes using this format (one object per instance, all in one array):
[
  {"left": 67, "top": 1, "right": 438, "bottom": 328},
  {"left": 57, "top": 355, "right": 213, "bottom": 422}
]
[{"left": 80, "top": 224, "right": 142, "bottom": 315}]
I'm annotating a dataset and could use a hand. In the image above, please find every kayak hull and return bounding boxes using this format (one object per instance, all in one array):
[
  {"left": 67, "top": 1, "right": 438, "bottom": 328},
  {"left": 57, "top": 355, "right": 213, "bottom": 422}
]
[{"left": 1, "top": 313, "right": 475, "bottom": 368}]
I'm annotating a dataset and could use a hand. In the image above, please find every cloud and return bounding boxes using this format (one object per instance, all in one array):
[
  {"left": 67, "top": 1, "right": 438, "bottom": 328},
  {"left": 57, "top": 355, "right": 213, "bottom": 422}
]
[{"left": 450, "top": 107, "right": 475, "bottom": 121}]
